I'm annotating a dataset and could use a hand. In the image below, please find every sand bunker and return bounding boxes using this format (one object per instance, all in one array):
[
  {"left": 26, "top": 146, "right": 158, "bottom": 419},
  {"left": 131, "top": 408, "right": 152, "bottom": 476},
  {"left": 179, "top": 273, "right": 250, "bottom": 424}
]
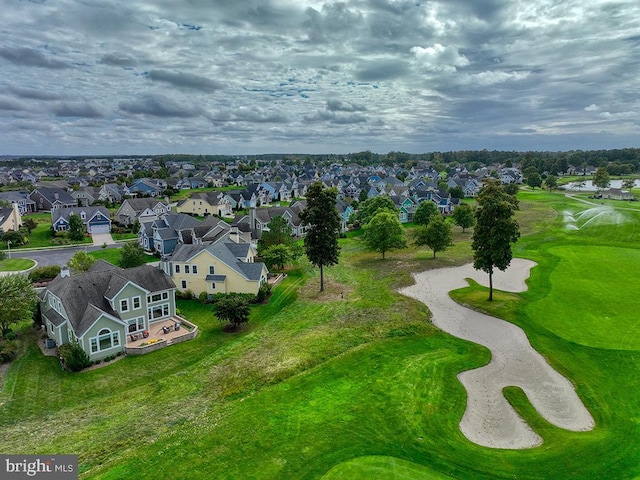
[{"left": 399, "top": 259, "right": 594, "bottom": 449}]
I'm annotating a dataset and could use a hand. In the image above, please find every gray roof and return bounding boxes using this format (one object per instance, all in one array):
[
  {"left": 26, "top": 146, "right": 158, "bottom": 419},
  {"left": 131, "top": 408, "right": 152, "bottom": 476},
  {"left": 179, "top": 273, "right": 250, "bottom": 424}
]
[
  {"left": 45, "top": 261, "right": 175, "bottom": 336},
  {"left": 171, "top": 242, "right": 267, "bottom": 282},
  {"left": 124, "top": 197, "right": 168, "bottom": 212},
  {"left": 51, "top": 206, "right": 110, "bottom": 224}
]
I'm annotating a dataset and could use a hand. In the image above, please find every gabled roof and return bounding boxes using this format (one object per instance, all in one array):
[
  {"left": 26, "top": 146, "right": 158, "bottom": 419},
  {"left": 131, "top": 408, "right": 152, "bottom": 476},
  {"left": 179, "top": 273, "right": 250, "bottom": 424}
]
[{"left": 45, "top": 262, "right": 175, "bottom": 336}]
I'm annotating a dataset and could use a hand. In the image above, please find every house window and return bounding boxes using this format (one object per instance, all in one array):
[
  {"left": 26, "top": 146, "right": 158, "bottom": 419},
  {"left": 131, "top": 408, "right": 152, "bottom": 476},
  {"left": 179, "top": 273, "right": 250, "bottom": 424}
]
[
  {"left": 192, "top": 265, "right": 198, "bottom": 274},
  {"left": 209, "top": 266, "right": 215, "bottom": 274},
  {"left": 127, "top": 317, "right": 145, "bottom": 333},
  {"left": 148, "top": 293, "right": 162, "bottom": 303},
  {"left": 91, "top": 328, "right": 120, "bottom": 352},
  {"left": 162, "top": 292, "right": 168, "bottom": 300},
  {"left": 120, "top": 299, "right": 129, "bottom": 312},
  {"left": 49, "top": 322, "right": 54, "bottom": 333},
  {"left": 147, "top": 303, "right": 170, "bottom": 321},
  {"left": 211, "top": 282, "right": 216, "bottom": 290},
  {"left": 175, "top": 264, "right": 180, "bottom": 273},
  {"left": 185, "top": 265, "right": 190, "bottom": 274},
  {"left": 133, "top": 296, "right": 141, "bottom": 310},
  {"left": 181, "top": 280, "right": 187, "bottom": 289}
]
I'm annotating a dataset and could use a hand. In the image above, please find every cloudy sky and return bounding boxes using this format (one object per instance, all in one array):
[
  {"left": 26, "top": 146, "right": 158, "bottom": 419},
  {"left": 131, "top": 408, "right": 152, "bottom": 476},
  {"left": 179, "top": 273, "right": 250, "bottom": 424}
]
[{"left": 1, "top": 0, "right": 639, "bottom": 156}]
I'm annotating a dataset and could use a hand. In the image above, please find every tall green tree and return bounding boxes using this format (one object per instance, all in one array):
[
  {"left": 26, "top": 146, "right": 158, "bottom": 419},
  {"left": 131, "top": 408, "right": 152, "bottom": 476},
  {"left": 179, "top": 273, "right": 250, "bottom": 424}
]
[
  {"left": 412, "top": 201, "right": 438, "bottom": 227},
  {"left": 471, "top": 182, "right": 520, "bottom": 301},
  {"left": 544, "top": 175, "right": 558, "bottom": 191},
  {"left": 356, "top": 196, "right": 397, "bottom": 226},
  {"left": 257, "top": 216, "right": 293, "bottom": 254},
  {"left": 362, "top": 211, "right": 407, "bottom": 259},
  {"left": 526, "top": 172, "right": 542, "bottom": 190},
  {"left": 593, "top": 167, "right": 610, "bottom": 191},
  {"left": 0, "top": 274, "right": 38, "bottom": 336},
  {"left": 262, "top": 244, "right": 293, "bottom": 271},
  {"left": 622, "top": 178, "right": 636, "bottom": 191},
  {"left": 68, "top": 250, "right": 96, "bottom": 273},
  {"left": 414, "top": 214, "right": 453, "bottom": 258},
  {"left": 299, "top": 182, "right": 341, "bottom": 292},
  {"left": 23, "top": 218, "right": 37, "bottom": 234},
  {"left": 451, "top": 203, "right": 476, "bottom": 232},
  {"left": 68, "top": 213, "right": 85, "bottom": 242},
  {"left": 118, "top": 241, "right": 148, "bottom": 269}
]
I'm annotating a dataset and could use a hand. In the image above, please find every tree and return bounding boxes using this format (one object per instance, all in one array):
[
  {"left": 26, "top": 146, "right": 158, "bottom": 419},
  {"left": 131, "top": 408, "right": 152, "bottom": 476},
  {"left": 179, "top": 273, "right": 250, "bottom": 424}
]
[
  {"left": 471, "top": 182, "right": 520, "bottom": 301},
  {"left": 526, "top": 172, "right": 542, "bottom": 190},
  {"left": 118, "top": 241, "right": 147, "bottom": 269},
  {"left": 414, "top": 214, "right": 453, "bottom": 258},
  {"left": 593, "top": 167, "right": 610, "bottom": 191},
  {"left": 544, "top": 175, "right": 558, "bottom": 191},
  {"left": 356, "top": 196, "right": 397, "bottom": 226},
  {"left": 257, "top": 216, "right": 293, "bottom": 254},
  {"left": 262, "top": 244, "right": 292, "bottom": 271},
  {"left": 212, "top": 295, "right": 250, "bottom": 330},
  {"left": 449, "top": 186, "right": 464, "bottom": 199},
  {"left": 362, "top": 211, "right": 407, "bottom": 259},
  {"left": 23, "top": 218, "right": 37, "bottom": 234},
  {"left": 503, "top": 183, "right": 519, "bottom": 196},
  {"left": 451, "top": 203, "right": 476, "bottom": 232},
  {"left": 1, "top": 230, "right": 26, "bottom": 246},
  {"left": 68, "top": 213, "right": 85, "bottom": 242},
  {"left": 412, "top": 201, "right": 438, "bottom": 227},
  {"left": 299, "top": 182, "right": 341, "bottom": 291},
  {"left": 622, "top": 178, "right": 636, "bottom": 191},
  {"left": 358, "top": 188, "right": 369, "bottom": 203},
  {"left": 0, "top": 274, "right": 38, "bottom": 336},
  {"left": 68, "top": 250, "right": 96, "bottom": 273}
]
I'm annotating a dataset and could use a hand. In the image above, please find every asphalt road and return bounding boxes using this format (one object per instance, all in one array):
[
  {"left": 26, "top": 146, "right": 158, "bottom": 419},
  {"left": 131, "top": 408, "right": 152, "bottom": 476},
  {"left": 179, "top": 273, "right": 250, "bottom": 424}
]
[{"left": 9, "top": 244, "right": 122, "bottom": 268}]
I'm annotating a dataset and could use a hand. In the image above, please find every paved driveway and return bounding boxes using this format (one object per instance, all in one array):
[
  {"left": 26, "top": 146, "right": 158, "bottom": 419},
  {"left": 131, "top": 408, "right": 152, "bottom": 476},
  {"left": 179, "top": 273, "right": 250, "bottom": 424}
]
[{"left": 92, "top": 232, "right": 116, "bottom": 246}]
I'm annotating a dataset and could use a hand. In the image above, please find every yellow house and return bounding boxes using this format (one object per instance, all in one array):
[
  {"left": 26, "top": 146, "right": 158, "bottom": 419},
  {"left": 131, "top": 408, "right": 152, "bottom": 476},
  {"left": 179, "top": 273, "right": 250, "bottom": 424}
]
[
  {"left": 175, "top": 191, "right": 232, "bottom": 217},
  {"left": 162, "top": 241, "right": 268, "bottom": 297},
  {"left": 0, "top": 203, "right": 22, "bottom": 233}
]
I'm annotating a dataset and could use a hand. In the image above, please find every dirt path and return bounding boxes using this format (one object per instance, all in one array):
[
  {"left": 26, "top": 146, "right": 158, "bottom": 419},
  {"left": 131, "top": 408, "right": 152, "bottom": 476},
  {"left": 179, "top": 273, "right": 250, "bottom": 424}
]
[{"left": 399, "top": 259, "right": 594, "bottom": 449}]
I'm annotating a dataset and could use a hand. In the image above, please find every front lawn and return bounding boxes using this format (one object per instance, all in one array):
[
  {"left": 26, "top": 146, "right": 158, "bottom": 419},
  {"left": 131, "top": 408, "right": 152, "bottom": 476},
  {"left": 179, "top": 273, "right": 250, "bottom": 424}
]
[{"left": 0, "top": 258, "right": 36, "bottom": 271}]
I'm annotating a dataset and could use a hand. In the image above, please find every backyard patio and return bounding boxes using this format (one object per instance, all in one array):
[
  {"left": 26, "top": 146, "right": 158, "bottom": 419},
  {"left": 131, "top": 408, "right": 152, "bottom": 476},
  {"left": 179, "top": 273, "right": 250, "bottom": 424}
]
[{"left": 125, "top": 316, "right": 198, "bottom": 355}]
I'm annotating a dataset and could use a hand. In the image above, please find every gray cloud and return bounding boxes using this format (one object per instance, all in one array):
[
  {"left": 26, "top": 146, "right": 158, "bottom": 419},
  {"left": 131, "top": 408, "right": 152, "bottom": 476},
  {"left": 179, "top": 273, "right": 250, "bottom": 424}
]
[
  {"left": 0, "top": 47, "right": 69, "bottom": 69},
  {"left": 119, "top": 94, "right": 203, "bottom": 118},
  {"left": 148, "top": 70, "right": 224, "bottom": 92},
  {"left": 0, "top": 0, "right": 639, "bottom": 154}
]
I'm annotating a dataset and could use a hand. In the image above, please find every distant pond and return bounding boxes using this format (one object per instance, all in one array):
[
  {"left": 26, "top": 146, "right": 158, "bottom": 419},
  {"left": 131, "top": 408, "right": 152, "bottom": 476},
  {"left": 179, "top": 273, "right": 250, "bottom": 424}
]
[{"left": 562, "top": 179, "right": 638, "bottom": 191}]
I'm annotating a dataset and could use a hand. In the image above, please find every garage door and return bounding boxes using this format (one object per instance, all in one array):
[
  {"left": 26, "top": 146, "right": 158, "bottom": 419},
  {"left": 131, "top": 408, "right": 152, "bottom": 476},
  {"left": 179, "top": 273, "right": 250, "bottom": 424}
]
[{"left": 90, "top": 223, "right": 111, "bottom": 234}]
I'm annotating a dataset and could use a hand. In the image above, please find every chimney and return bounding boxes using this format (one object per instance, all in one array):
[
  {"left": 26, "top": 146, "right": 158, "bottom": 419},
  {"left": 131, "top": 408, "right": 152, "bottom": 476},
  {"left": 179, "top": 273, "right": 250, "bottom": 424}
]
[{"left": 60, "top": 266, "right": 70, "bottom": 278}]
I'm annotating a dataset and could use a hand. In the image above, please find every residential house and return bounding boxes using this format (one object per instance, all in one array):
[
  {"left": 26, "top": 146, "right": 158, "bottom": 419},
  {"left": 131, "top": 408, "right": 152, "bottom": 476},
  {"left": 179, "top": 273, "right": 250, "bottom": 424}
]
[
  {"left": 601, "top": 188, "right": 634, "bottom": 200},
  {"left": 0, "top": 191, "right": 36, "bottom": 214},
  {"left": 247, "top": 202, "right": 306, "bottom": 238},
  {"left": 99, "top": 183, "right": 130, "bottom": 203},
  {"left": 115, "top": 198, "right": 171, "bottom": 226},
  {"left": 40, "top": 261, "right": 178, "bottom": 361},
  {"left": 335, "top": 199, "right": 354, "bottom": 232},
  {"left": 175, "top": 191, "right": 232, "bottom": 217},
  {"left": 29, "top": 187, "right": 77, "bottom": 211},
  {"left": 51, "top": 206, "right": 112, "bottom": 235},
  {"left": 138, "top": 213, "right": 202, "bottom": 255},
  {"left": 129, "top": 178, "right": 165, "bottom": 197},
  {"left": 0, "top": 203, "right": 22, "bottom": 232},
  {"left": 160, "top": 237, "right": 268, "bottom": 297},
  {"left": 72, "top": 187, "right": 100, "bottom": 207}
]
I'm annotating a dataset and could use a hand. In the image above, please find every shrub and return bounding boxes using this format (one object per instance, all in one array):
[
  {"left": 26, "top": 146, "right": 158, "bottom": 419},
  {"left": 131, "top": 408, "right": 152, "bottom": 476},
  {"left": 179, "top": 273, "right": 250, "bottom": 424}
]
[
  {"left": 0, "top": 250, "right": 6, "bottom": 261},
  {"left": 256, "top": 283, "right": 272, "bottom": 303},
  {"left": 28, "top": 265, "right": 62, "bottom": 282},
  {"left": 198, "top": 292, "right": 209, "bottom": 304},
  {"left": 0, "top": 339, "right": 18, "bottom": 363},
  {"left": 58, "top": 342, "right": 92, "bottom": 372}
]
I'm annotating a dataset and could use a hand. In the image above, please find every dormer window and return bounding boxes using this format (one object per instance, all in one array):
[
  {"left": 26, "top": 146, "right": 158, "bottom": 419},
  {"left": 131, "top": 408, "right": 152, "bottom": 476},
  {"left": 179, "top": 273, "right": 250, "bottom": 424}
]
[{"left": 80, "top": 211, "right": 86, "bottom": 220}]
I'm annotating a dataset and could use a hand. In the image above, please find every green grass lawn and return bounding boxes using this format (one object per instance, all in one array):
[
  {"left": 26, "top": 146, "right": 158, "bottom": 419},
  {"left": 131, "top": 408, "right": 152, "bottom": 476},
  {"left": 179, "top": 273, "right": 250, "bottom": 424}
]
[
  {"left": 1, "top": 190, "right": 639, "bottom": 479},
  {"left": 0, "top": 258, "right": 36, "bottom": 271},
  {"left": 87, "top": 247, "right": 158, "bottom": 265},
  {"left": 0, "top": 213, "right": 92, "bottom": 250}
]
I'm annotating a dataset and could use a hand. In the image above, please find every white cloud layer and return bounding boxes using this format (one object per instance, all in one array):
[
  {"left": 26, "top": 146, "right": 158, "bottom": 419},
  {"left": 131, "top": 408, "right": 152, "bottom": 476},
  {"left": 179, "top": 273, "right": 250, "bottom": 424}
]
[{"left": 0, "top": 0, "right": 639, "bottom": 155}]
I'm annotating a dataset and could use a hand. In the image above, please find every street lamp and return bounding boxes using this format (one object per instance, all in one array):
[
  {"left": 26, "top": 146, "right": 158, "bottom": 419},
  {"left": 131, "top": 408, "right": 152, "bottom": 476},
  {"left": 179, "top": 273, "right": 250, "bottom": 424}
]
[{"left": 7, "top": 240, "right": 11, "bottom": 259}]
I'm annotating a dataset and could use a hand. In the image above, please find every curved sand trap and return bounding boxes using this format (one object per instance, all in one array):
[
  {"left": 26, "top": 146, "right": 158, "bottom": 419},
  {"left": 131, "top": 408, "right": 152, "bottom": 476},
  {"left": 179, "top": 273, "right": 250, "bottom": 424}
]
[{"left": 399, "top": 259, "right": 594, "bottom": 449}]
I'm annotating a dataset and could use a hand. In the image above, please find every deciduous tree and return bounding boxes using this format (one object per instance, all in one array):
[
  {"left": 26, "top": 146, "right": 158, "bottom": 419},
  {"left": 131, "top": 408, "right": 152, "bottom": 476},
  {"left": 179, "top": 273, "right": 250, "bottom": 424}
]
[
  {"left": 0, "top": 274, "right": 38, "bottom": 336},
  {"left": 451, "top": 203, "right": 475, "bottom": 232},
  {"left": 68, "top": 250, "right": 96, "bottom": 273},
  {"left": 412, "top": 201, "right": 438, "bottom": 227},
  {"left": 362, "top": 211, "right": 407, "bottom": 259},
  {"left": 593, "top": 167, "right": 610, "bottom": 191},
  {"left": 299, "top": 182, "right": 341, "bottom": 291},
  {"left": 262, "top": 244, "right": 292, "bottom": 271},
  {"left": 471, "top": 182, "right": 520, "bottom": 301},
  {"left": 414, "top": 214, "right": 453, "bottom": 258},
  {"left": 544, "top": 175, "right": 558, "bottom": 191},
  {"left": 118, "top": 241, "right": 147, "bottom": 269},
  {"left": 526, "top": 172, "right": 542, "bottom": 190},
  {"left": 68, "top": 213, "right": 85, "bottom": 242},
  {"left": 258, "top": 216, "right": 293, "bottom": 254},
  {"left": 213, "top": 295, "right": 250, "bottom": 330},
  {"left": 356, "top": 196, "right": 397, "bottom": 226}
]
